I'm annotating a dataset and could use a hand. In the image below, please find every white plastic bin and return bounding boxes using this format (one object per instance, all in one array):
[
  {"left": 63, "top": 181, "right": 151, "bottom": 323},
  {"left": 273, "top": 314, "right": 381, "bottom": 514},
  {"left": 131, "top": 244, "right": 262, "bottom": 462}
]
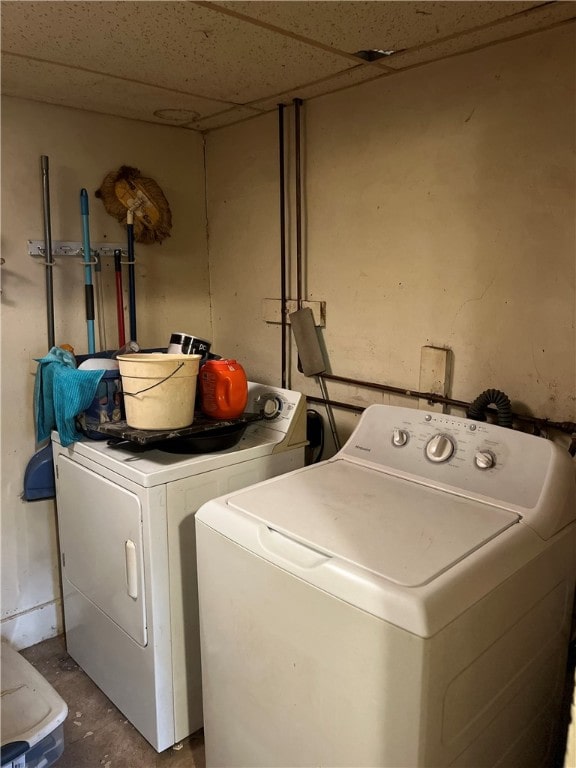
[{"left": 1, "top": 642, "right": 68, "bottom": 768}]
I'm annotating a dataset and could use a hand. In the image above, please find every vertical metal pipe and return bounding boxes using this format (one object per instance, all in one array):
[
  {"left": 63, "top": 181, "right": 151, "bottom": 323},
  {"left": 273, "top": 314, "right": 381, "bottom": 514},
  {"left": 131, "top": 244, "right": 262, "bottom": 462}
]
[
  {"left": 294, "top": 98, "right": 303, "bottom": 308},
  {"left": 40, "top": 156, "right": 55, "bottom": 349},
  {"left": 278, "top": 104, "right": 288, "bottom": 388}
]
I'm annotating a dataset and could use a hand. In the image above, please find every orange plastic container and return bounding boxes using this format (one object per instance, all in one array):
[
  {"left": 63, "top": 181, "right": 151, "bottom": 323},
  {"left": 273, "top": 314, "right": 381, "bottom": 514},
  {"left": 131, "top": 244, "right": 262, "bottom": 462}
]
[{"left": 200, "top": 359, "right": 248, "bottom": 419}]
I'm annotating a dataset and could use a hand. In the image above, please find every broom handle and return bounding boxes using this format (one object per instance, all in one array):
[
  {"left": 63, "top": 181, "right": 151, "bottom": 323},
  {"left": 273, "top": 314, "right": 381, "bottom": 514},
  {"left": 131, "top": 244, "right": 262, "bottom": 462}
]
[
  {"left": 80, "top": 189, "right": 96, "bottom": 354},
  {"left": 127, "top": 209, "right": 137, "bottom": 342},
  {"left": 114, "top": 249, "right": 126, "bottom": 347}
]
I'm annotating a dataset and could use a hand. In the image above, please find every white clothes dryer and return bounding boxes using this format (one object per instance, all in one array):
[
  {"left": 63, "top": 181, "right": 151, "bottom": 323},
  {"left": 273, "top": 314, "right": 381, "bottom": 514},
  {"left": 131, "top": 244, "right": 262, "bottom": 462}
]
[
  {"left": 52, "top": 382, "right": 307, "bottom": 752},
  {"left": 196, "top": 404, "right": 576, "bottom": 768}
]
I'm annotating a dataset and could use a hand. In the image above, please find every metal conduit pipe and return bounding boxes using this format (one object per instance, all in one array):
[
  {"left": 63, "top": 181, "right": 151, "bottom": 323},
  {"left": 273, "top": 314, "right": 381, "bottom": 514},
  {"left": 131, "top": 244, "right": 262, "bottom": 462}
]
[
  {"left": 278, "top": 104, "right": 288, "bottom": 388},
  {"left": 322, "top": 373, "right": 470, "bottom": 408},
  {"left": 307, "top": 396, "right": 364, "bottom": 414},
  {"left": 311, "top": 375, "right": 576, "bottom": 435},
  {"left": 41, "top": 155, "right": 55, "bottom": 349},
  {"left": 290, "top": 97, "right": 340, "bottom": 450},
  {"left": 294, "top": 98, "right": 304, "bottom": 308}
]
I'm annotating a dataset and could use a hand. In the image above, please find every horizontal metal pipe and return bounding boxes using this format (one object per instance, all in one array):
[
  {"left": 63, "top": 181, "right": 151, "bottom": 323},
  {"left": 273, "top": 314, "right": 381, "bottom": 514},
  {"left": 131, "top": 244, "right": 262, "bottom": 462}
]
[
  {"left": 306, "top": 396, "right": 364, "bottom": 413},
  {"left": 322, "top": 373, "right": 469, "bottom": 408},
  {"left": 313, "top": 374, "right": 576, "bottom": 435}
]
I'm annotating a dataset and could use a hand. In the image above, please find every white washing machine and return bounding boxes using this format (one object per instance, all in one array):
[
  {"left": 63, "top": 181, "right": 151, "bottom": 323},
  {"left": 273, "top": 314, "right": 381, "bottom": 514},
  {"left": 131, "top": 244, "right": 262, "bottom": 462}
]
[
  {"left": 51, "top": 382, "right": 306, "bottom": 752},
  {"left": 196, "top": 404, "right": 576, "bottom": 768}
]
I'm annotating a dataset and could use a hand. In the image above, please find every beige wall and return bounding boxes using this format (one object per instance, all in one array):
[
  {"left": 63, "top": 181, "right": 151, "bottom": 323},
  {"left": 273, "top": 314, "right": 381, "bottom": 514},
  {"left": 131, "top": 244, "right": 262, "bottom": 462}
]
[
  {"left": 206, "top": 24, "right": 576, "bottom": 449},
  {"left": 1, "top": 98, "right": 209, "bottom": 648},
  {"left": 1, "top": 22, "right": 575, "bottom": 650}
]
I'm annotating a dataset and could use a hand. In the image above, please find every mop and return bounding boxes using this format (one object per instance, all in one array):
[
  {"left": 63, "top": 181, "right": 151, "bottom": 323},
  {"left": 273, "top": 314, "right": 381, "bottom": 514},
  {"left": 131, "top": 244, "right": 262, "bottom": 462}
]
[{"left": 95, "top": 166, "right": 172, "bottom": 345}]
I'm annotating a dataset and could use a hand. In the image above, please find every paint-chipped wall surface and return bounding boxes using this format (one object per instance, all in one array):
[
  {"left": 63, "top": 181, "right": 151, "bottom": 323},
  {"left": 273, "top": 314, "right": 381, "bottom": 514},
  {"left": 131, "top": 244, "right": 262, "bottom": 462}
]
[
  {"left": 206, "top": 24, "right": 576, "bottom": 447},
  {"left": 1, "top": 98, "right": 209, "bottom": 648}
]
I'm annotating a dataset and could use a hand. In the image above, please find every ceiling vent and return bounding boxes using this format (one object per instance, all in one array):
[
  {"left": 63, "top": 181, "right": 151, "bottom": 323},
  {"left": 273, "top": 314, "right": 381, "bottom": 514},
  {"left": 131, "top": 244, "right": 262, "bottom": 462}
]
[{"left": 353, "top": 49, "right": 399, "bottom": 62}]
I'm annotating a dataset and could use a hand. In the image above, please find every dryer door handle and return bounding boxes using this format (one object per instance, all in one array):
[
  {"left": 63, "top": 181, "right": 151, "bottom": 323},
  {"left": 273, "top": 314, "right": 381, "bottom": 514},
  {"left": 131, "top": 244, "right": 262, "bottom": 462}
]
[{"left": 125, "top": 539, "right": 138, "bottom": 599}]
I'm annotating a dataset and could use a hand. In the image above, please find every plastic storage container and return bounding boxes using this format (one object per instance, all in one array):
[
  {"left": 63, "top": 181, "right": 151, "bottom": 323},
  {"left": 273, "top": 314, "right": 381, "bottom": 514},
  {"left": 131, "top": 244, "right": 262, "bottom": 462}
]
[{"left": 1, "top": 642, "right": 68, "bottom": 768}]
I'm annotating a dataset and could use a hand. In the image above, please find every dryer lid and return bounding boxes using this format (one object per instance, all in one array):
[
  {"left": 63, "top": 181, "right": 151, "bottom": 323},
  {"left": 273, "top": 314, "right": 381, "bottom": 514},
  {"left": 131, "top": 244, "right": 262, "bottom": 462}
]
[{"left": 226, "top": 459, "right": 520, "bottom": 587}]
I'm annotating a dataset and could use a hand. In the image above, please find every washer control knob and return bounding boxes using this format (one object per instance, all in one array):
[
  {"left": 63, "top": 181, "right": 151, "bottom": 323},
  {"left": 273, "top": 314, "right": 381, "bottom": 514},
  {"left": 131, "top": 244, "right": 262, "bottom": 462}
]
[
  {"left": 475, "top": 450, "right": 495, "bottom": 470},
  {"left": 257, "top": 394, "right": 283, "bottom": 419},
  {"left": 392, "top": 429, "right": 409, "bottom": 447},
  {"left": 425, "top": 434, "right": 455, "bottom": 463}
]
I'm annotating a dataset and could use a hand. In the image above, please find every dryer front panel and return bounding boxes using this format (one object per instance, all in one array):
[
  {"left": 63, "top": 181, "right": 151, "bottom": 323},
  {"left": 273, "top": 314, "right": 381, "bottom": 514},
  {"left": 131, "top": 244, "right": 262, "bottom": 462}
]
[{"left": 56, "top": 456, "right": 147, "bottom": 647}]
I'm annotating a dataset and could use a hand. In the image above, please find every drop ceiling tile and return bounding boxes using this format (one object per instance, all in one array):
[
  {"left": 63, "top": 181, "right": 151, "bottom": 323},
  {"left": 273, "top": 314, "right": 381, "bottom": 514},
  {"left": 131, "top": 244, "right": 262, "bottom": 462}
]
[
  {"left": 381, "top": 2, "right": 576, "bottom": 69},
  {"left": 2, "top": 0, "right": 571, "bottom": 126},
  {"left": 210, "top": 1, "right": 541, "bottom": 55},
  {"left": 249, "top": 64, "right": 387, "bottom": 111},
  {"left": 0, "top": 1, "right": 357, "bottom": 104},
  {"left": 188, "top": 105, "right": 265, "bottom": 131},
  {"left": 1, "top": 54, "right": 229, "bottom": 127}
]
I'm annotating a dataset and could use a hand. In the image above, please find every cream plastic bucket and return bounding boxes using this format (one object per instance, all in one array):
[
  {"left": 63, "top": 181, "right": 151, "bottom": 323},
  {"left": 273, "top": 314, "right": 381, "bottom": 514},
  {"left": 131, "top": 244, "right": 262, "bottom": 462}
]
[{"left": 117, "top": 353, "right": 201, "bottom": 429}]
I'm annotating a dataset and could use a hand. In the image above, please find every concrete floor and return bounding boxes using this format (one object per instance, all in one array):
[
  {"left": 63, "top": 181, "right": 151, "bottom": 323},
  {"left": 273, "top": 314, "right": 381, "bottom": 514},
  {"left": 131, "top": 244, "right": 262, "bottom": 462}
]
[{"left": 21, "top": 635, "right": 205, "bottom": 768}]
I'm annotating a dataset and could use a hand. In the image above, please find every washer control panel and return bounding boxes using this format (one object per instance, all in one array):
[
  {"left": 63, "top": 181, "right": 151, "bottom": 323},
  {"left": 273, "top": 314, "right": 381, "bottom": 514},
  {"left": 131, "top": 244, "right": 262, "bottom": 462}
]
[
  {"left": 342, "top": 405, "right": 559, "bottom": 511},
  {"left": 246, "top": 383, "right": 304, "bottom": 434}
]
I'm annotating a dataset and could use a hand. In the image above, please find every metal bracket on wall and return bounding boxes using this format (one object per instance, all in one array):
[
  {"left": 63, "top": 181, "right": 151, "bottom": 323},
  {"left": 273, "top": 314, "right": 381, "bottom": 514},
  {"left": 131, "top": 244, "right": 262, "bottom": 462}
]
[
  {"left": 28, "top": 240, "right": 127, "bottom": 260},
  {"left": 262, "top": 298, "right": 326, "bottom": 327}
]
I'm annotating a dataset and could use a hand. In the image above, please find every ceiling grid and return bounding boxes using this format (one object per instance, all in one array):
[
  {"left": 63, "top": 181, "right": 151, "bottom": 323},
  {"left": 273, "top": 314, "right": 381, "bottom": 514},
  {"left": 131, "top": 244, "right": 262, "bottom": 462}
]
[{"left": 1, "top": 1, "right": 574, "bottom": 131}]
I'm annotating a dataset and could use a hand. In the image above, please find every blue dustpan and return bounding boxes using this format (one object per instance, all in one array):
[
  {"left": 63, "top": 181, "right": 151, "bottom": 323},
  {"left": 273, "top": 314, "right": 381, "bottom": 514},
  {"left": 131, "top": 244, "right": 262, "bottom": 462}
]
[{"left": 23, "top": 442, "right": 55, "bottom": 501}]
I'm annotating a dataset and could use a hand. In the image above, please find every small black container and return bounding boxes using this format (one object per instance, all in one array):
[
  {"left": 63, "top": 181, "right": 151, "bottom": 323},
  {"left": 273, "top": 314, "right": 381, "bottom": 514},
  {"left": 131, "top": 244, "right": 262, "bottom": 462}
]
[{"left": 168, "top": 333, "right": 211, "bottom": 357}]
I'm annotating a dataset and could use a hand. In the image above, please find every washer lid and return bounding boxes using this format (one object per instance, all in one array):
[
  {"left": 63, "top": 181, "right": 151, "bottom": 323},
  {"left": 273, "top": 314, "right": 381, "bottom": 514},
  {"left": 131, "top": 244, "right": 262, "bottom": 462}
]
[{"left": 226, "top": 459, "right": 520, "bottom": 587}]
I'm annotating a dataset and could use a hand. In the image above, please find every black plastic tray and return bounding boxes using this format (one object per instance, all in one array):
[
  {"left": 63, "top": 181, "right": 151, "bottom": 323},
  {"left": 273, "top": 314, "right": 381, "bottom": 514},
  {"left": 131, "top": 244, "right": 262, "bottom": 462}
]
[{"left": 94, "top": 411, "right": 264, "bottom": 446}]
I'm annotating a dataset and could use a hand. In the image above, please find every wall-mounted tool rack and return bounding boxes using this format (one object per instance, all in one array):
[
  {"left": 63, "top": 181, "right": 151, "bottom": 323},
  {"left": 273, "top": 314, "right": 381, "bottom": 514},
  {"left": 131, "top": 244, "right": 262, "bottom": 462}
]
[{"left": 28, "top": 240, "right": 128, "bottom": 260}]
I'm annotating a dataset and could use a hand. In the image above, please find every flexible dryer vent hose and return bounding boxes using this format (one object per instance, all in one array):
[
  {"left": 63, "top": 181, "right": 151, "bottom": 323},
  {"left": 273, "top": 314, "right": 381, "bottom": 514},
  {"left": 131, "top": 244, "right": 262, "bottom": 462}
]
[{"left": 467, "top": 388, "right": 513, "bottom": 429}]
